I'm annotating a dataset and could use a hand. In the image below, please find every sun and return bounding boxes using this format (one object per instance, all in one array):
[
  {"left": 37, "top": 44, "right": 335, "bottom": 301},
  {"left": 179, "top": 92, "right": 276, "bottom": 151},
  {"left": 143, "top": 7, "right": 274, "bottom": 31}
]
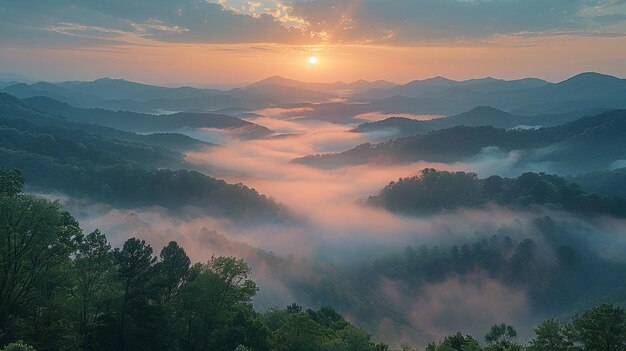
[{"left": 308, "top": 56, "right": 318, "bottom": 65}]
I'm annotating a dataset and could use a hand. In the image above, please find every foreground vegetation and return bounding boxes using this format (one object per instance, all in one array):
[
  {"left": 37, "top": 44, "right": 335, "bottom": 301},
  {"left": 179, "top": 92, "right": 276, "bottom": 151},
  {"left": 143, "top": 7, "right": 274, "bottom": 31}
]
[
  {"left": 2, "top": 168, "right": 626, "bottom": 351},
  {"left": 0, "top": 168, "right": 384, "bottom": 351},
  {"left": 424, "top": 305, "right": 626, "bottom": 351}
]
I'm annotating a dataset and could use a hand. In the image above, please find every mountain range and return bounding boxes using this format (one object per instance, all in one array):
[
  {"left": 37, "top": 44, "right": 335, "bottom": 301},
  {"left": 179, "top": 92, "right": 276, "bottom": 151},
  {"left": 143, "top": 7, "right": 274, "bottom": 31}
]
[
  {"left": 0, "top": 92, "right": 288, "bottom": 219},
  {"left": 356, "top": 76, "right": 550, "bottom": 99},
  {"left": 294, "top": 109, "right": 626, "bottom": 174},
  {"left": 3, "top": 72, "right": 625, "bottom": 119},
  {"left": 352, "top": 106, "right": 609, "bottom": 138},
  {"left": 23, "top": 95, "right": 273, "bottom": 139}
]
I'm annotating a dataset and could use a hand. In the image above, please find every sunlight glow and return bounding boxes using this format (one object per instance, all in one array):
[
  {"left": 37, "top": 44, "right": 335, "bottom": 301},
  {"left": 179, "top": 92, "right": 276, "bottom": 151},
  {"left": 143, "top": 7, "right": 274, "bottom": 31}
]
[{"left": 308, "top": 56, "right": 318, "bottom": 65}]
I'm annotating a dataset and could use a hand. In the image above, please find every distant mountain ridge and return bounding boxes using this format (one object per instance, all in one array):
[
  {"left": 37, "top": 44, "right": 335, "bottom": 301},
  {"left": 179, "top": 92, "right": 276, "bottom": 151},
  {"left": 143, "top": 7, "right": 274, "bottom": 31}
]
[
  {"left": 358, "top": 75, "right": 550, "bottom": 99},
  {"left": 23, "top": 95, "right": 274, "bottom": 139},
  {"left": 294, "top": 109, "right": 626, "bottom": 174},
  {"left": 286, "top": 72, "right": 626, "bottom": 121},
  {"left": 352, "top": 106, "right": 609, "bottom": 138},
  {"left": 0, "top": 92, "right": 288, "bottom": 220},
  {"left": 246, "top": 75, "right": 397, "bottom": 95},
  {"left": 0, "top": 92, "right": 214, "bottom": 153},
  {"left": 2, "top": 72, "right": 625, "bottom": 118},
  {"left": 58, "top": 77, "right": 225, "bottom": 101}
]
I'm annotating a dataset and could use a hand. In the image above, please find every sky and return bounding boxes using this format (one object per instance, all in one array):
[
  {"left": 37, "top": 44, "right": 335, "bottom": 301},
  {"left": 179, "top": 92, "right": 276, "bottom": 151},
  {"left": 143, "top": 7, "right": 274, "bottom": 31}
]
[{"left": 1, "top": 0, "right": 626, "bottom": 85}]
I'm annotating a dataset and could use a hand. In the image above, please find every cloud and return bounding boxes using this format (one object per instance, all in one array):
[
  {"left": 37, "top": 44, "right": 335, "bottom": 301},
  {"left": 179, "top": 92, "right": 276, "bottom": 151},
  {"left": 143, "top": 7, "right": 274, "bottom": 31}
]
[
  {"left": 0, "top": 0, "right": 307, "bottom": 46},
  {"left": 406, "top": 274, "right": 531, "bottom": 342},
  {"left": 285, "top": 0, "right": 626, "bottom": 44},
  {"left": 1, "top": 0, "right": 624, "bottom": 47}
]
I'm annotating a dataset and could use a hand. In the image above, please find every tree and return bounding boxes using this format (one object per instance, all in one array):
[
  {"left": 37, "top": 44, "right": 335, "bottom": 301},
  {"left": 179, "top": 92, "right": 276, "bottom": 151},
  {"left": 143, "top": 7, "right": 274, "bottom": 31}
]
[
  {"left": 438, "top": 332, "right": 481, "bottom": 351},
  {"left": 484, "top": 324, "right": 522, "bottom": 351},
  {"left": 274, "top": 312, "right": 324, "bottom": 351},
  {"left": 528, "top": 318, "right": 577, "bottom": 351},
  {"left": 156, "top": 241, "right": 190, "bottom": 301},
  {"left": 321, "top": 325, "right": 383, "bottom": 351},
  {"left": 0, "top": 186, "right": 80, "bottom": 344},
  {"left": 286, "top": 303, "right": 303, "bottom": 314},
  {"left": 71, "top": 230, "right": 118, "bottom": 351},
  {"left": 572, "top": 304, "right": 626, "bottom": 351},
  {"left": 114, "top": 238, "right": 158, "bottom": 351},
  {"left": 0, "top": 169, "right": 24, "bottom": 197},
  {"left": 176, "top": 257, "right": 258, "bottom": 351}
]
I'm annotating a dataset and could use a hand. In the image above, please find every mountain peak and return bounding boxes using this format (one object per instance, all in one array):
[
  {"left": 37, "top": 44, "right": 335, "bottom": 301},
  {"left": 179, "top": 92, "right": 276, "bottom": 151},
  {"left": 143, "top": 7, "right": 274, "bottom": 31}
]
[
  {"left": 468, "top": 105, "right": 505, "bottom": 113},
  {"left": 464, "top": 77, "right": 501, "bottom": 83},
  {"left": 252, "top": 75, "right": 290, "bottom": 83},
  {"left": 454, "top": 105, "right": 512, "bottom": 118},
  {"left": 92, "top": 77, "right": 134, "bottom": 84},
  {"left": 562, "top": 72, "right": 622, "bottom": 84},
  {"left": 428, "top": 76, "right": 456, "bottom": 83},
  {"left": 405, "top": 76, "right": 456, "bottom": 86}
]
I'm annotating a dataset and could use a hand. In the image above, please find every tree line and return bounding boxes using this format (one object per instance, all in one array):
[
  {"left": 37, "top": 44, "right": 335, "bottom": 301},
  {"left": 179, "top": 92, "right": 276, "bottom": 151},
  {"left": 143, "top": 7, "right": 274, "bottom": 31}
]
[
  {"left": 422, "top": 303, "right": 626, "bottom": 351},
  {"left": 368, "top": 169, "right": 626, "bottom": 217}
]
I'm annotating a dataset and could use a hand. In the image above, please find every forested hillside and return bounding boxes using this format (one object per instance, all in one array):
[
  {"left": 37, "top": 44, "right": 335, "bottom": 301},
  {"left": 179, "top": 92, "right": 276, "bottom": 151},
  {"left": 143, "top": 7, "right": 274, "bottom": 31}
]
[
  {"left": 368, "top": 169, "right": 626, "bottom": 217},
  {"left": 0, "top": 93, "right": 286, "bottom": 219},
  {"left": 296, "top": 109, "right": 626, "bottom": 173},
  {"left": 24, "top": 96, "right": 274, "bottom": 138},
  {"left": 352, "top": 106, "right": 606, "bottom": 138}
]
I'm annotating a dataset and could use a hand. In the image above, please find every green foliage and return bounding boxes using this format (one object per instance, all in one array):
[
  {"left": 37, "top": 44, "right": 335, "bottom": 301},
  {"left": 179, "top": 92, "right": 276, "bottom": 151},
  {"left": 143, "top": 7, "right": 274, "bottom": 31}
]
[
  {"left": 70, "top": 229, "right": 118, "bottom": 351},
  {"left": 485, "top": 324, "right": 518, "bottom": 346},
  {"left": 156, "top": 241, "right": 191, "bottom": 301},
  {"left": 0, "top": 170, "right": 386, "bottom": 350},
  {"left": 369, "top": 169, "right": 626, "bottom": 218},
  {"left": 4, "top": 169, "right": 626, "bottom": 351},
  {"left": 569, "top": 168, "right": 626, "bottom": 198},
  {"left": 0, "top": 173, "right": 81, "bottom": 347},
  {"left": 528, "top": 318, "right": 578, "bottom": 351},
  {"left": 368, "top": 169, "right": 483, "bottom": 213},
  {"left": 426, "top": 304, "right": 626, "bottom": 351},
  {"left": 427, "top": 332, "right": 481, "bottom": 351},
  {"left": 571, "top": 304, "right": 626, "bottom": 351},
  {"left": 0, "top": 341, "right": 36, "bottom": 351},
  {"left": 0, "top": 168, "right": 24, "bottom": 196},
  {"left": 270, "top": 306, "right": 387, "bottom": 351}
]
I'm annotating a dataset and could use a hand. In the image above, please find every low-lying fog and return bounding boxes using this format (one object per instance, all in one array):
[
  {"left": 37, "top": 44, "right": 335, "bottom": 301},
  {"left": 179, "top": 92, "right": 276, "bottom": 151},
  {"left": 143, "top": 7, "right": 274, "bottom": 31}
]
[{"left": 44, "top": 107, "right": 626, "bottom": 346}]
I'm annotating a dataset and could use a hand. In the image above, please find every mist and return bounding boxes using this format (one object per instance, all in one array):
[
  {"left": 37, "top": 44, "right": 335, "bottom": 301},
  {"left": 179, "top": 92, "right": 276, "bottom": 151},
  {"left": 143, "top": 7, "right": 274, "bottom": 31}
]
[{"left": 34, "top": 113, "right": 626, "bottom": 347}]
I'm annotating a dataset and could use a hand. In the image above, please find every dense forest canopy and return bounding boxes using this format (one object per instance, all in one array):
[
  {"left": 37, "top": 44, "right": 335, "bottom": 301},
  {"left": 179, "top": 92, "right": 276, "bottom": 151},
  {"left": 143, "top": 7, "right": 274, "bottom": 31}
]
[
  {"left": 0, "top": 93, "right": 288, "bottom": 220},
  {"left": 368, "top": 169, "right": 626, "bottom": 218}
]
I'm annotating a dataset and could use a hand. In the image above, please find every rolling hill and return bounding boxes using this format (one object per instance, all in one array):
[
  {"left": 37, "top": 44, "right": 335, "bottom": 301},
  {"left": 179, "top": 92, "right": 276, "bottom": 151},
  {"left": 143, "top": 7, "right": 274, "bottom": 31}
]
[
  {"left": 24, "top": 96, "right": 274, "bottom": 138},
  {"left": 294, "top": 109, "right": 626, "bottom": 174},
  {"left": 0, "top": 93, "right": 287, "bottom": 219},
  {"left": 358, "top": 76, "right": 549, "bottom": 99},
  {"left": 352, "top": 106, "right": 609, "bottom": 138}
]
